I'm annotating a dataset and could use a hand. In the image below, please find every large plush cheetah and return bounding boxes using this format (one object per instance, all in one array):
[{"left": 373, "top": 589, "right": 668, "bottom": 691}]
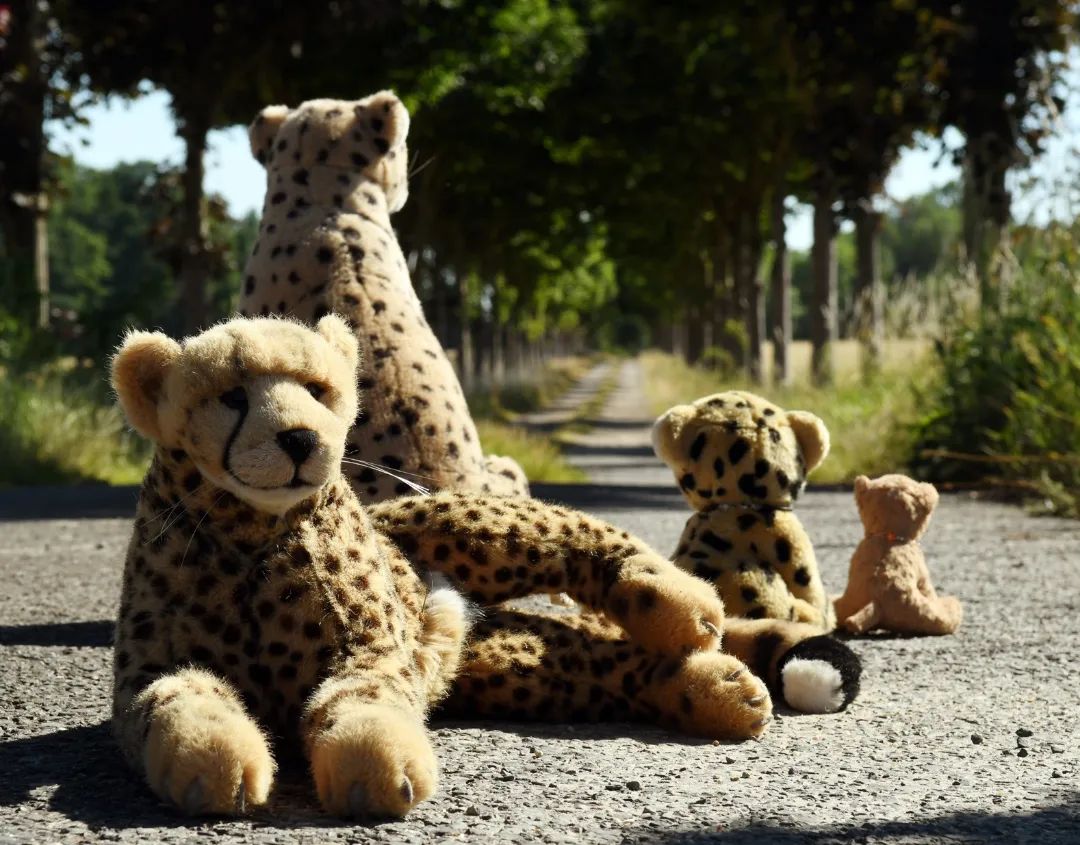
[
  {"left": 653, "top": 391, "right": 836, "bottom": 631},
  {"left": 110, "top": 316, "right": 860, "bottom": 818},
  {"left": 238, "top": 90, "right": 526, "bottom": 502}
]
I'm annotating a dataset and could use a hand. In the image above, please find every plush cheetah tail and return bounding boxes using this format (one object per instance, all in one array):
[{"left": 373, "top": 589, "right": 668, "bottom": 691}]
[
  {"left": 722, "top": 620, "right": 862, "bottom": 714},
  {"left": 776, "top": 636, "right": 861, "bottom": 714}
]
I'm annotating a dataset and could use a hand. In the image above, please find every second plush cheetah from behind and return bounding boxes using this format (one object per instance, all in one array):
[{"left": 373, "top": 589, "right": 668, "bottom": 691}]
[{"left": 238, "top": 90, "right": 527, "bottom": 502}]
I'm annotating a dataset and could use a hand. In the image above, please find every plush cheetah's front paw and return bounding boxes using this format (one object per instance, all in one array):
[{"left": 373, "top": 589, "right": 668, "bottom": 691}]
[
  {"left": 141, "top": 685, "right": 274, "bottom": 814},
  {"left": 609, "top": 561, "right": 725, "bottom": 654},
  {"left": 309, "top": 704, "right": 437, "bottom": 818},
  {"left": 658, "top": 652, "right": 773, "bottom": 740}
]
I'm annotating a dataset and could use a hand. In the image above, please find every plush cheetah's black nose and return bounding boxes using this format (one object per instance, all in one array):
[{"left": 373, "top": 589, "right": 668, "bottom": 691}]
[{"left": 277, "top": 428, "right": 318, "bottom": 464}]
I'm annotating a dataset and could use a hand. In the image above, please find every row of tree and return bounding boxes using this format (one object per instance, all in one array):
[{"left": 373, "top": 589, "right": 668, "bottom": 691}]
[{"left": 1, "top": 0, "right": 1074, "bottom": 384}]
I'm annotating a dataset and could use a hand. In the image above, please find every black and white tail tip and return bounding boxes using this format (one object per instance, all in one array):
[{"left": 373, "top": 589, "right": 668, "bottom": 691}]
[{"left": 777, "top": 636, "right": 862, "bottom": 714}]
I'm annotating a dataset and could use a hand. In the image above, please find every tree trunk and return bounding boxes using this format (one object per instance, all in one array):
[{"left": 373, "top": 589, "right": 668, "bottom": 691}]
[
  {"left": 853, "top": 204, "right": 884, "bottom": 377},
  {"left": 177, "top": 113, "right": 211, "bottom": 333},
  {"left": 742, "top": 214, "right": 766, "bottom": 384},
  {"left": 962, "top": 137, "right": 1011, "bottom": 312},
  {"left": 810, "top": 186, "right": 838, "bottom": 386},
  {"left": 0, "top": 0, "right": 48, "bottom": 325},
  {"left": 458, "top": 275, "right": 474, "bottom": 393},
  {"left": 769, "top": 190, "right": 791, "bottom": 387}
]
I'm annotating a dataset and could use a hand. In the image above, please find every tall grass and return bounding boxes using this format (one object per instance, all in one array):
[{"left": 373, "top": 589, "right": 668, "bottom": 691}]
[
  {"left": 912, "top": 245, "right": 1080, "bottom": 516},
  {"left": 640, "top": 345, "right": 932, "bottom": 485},
  {"left": 0, "top": 365, "right": 149, "bottom": 486}
]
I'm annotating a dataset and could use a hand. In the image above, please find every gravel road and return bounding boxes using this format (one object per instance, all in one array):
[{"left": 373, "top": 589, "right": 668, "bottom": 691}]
[{"left": 1, "top": 362, "right": 1077, "bottom": 844}]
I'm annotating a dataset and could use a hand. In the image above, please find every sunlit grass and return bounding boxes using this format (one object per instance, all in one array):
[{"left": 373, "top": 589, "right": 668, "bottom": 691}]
[
  {"left": 0, "top": 366, "right": 150, "bottom": 487},
  {"left": 640, "top": 343, "right": 934, "bottom": 485},
  {"left": 475, "top": 419, "right": 588, "bottom": 483}
]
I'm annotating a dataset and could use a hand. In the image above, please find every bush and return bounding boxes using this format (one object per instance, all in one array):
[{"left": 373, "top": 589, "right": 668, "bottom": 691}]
[{"left": 912, "top": 256, "right": 1080, "bottom": 516}]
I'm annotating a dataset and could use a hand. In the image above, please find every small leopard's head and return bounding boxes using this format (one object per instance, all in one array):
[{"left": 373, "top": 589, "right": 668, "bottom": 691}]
[
  {"left": 248, "top": 90, "right": 410, "bottom": 213},
  {"left": 652, "top": 391, "right": 829, "bottom": 510},
  {"left": 854, "top": 474, "right": 938, "bottom": 539},
  {"left": 112, "top": 315, "right": 360, "bottom": 514}
]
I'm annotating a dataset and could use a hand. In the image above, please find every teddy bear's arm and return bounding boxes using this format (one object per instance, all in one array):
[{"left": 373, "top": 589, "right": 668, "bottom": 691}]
[
  {"left": 368, "top": 492, "right": 724, "bottom": 654},
  {"left": 444, "top": 607, "right": 771, "bottom": 740},
  {"left": 839, "top": 601, "right": 881, "bottom": 634}
]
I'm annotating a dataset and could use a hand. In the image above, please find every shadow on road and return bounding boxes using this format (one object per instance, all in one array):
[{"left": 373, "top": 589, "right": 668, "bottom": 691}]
[
  {"left": 0, "top": 619, "right": 114, "bottom": 647},
  {"left": 619, "top": 795, "right": 1080, "bottom": 843}
]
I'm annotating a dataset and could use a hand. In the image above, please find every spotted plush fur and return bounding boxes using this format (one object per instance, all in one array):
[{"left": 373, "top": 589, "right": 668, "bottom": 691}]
[
  {"left": 110, "top": 317, "right": 856, "bottom": 819},
  {"left": 653, "top": 391, "right": 836, "bottom": 630},
  {"left": 237, "top": 91, "right": 527, "bottom": 503}
]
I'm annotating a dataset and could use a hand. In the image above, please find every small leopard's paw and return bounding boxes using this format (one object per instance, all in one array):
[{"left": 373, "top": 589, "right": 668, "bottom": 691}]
[
  {"left": 309, "top": 704, "right": 437, "bottom": 818},
  {"left": 778, "top": 635, "right": 862, "bottom": 713},
  {"left": 143, "top": 703, "right": 274, "bottom": 815},
  {"left": 663, "top": 652, "right": 772, "bottom": 740},
  {"left": 610, "top": 562, "right": 725, "bottom": 654}
]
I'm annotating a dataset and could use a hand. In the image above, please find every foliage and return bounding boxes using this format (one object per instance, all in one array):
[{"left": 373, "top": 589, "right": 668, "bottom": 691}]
[
  {"left": 0, "top": 362, "right": 149, "bottom": 486},
  {"left": 640, "top": 348, "right": 932, "bottom": 485},
  {"left": 912, "top": 227, "right": 1080, "bottom": 515}
]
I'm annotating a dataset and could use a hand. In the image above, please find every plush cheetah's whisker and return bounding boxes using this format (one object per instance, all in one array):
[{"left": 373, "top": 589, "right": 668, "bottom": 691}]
[
  {"left": 340, "top": 458, "right": 431, "bottom": 495},
  {"left": 178, "top": 491, "right": 227, "bottom": 569},
  {"left": 342, "top": 458, "right": 437, "bottom": 483},
  {"left": 408, "top": 152, "right": 436, "bottom": 180}
]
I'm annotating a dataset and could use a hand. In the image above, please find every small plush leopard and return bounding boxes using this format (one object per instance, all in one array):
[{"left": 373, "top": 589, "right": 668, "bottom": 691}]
[
  {"left": 653, "top": 391, "right": 836, "bottom": 631},
  {"left": 238, "top": 90, "right": 527, "bottom": 502},
  {"left": 110, "top": 318, "right": 859, "bottom": 818}
]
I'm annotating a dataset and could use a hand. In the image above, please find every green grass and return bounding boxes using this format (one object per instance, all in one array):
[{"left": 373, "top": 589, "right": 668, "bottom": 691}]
[
  {"left": 475, "top": 419, "right": 587, "bottom": 483},
  {"left": 640, "top": 346, "right": 932, "bottom": 485},
  {"left": 0, "top": 365, "right": 150, "bottom": 487},
  {"left": 468, "top": 356, "right": 596, "bottom": 483}
]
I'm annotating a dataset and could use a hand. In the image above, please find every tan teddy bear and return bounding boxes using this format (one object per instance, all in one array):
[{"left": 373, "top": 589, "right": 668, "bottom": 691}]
[
  {"left": 834, "top": 474, "right": 963, "bottom": 635},
  {"left": 238, "top": 90, "right": 527, "bottom": 503},
  {"left": 652, "top": 391, "right": 835, "bottom": 631}
]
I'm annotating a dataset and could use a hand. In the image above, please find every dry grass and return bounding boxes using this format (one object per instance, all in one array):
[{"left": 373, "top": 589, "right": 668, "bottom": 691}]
[{"left": 640, "top": 342, "right": 934, "bottom": 485}]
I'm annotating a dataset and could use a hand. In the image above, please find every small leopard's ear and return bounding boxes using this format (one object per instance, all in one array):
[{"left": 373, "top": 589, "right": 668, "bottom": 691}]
[
  {"left": 788, "top": 410, "right": 830, "bottom": 473},
  {"left": 111, "top": 330, "right": 182, "bottom": 441},
  {"left": 249, "top": 105, "right": 291, "bottom": 166},
  {"left": 651, "top": 404, "right": 696, "bottom": 466},
  {"left": 358, "top": 90, "right": 410, "bottom": 154},
  {"left": 316, "top": 313, "right": 359, "bottom": 371}
]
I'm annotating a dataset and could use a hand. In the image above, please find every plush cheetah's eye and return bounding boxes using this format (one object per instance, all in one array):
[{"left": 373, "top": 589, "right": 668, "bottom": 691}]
[
  {"left": 305, "top": 382, "right": 327, "bottom": 401},
  {"left": 219, "top": 387, "right": 248, "bottom": 411}
]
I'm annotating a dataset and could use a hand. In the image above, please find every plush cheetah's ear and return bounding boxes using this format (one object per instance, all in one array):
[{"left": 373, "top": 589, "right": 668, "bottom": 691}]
[
  {"left": 249, "top": 104, "right": 291, "bottom": 165},
  {"left": 360, "top": 90, "right": 410, "bottom": 153},
  {"left": 788, "top": 411, "right": 830, "bottom": 473},
  {"left": 111, "top": 330, "right": 182, "bottom": 441},
  {"left": 651, "top": 404, "right": 696, "bottom": 466},
  {"left": 316, "top": 314, "right": 359, "bottom": 371}
]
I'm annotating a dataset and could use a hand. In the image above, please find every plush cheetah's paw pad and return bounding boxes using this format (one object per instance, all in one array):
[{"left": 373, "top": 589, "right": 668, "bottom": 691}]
[
  {"left": 675, "top": 653, "right": 773, "bottom": 740},
  {"left": 310, "top": 705, "right": 437, "bottom": 818},
  {"left": 611, "top": 564, "right": 725, "bottom": 654},
  {"left": 143, "top": 708, "right": 274, "bottom": 815},
  {"left": 778, "top": 635, "right": 862, "bottom": 713}
]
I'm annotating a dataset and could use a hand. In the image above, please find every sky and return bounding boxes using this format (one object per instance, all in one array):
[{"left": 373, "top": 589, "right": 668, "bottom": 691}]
[{"left": 47, "top": 76, "right": 1080, "bottom": 251}]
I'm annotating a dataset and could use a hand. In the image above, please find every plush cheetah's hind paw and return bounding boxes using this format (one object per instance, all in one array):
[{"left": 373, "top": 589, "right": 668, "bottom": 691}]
[{"left": 777, "top": 636, "right": 862, "bottom": 714}]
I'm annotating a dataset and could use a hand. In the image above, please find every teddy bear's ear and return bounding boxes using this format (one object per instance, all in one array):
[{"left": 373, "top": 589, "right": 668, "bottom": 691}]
[
  {"left": 853, "top": 474, "right": 871, "bottom": 501},
  {"left": 651, "top": 404, "right": 696, "bottom": 465},
  {"left": 788, "top": 410, "right": 831, "bottom": 473},
  {"left": 361, "top": 90, "right": 410, "bottom": 153},
  {"left": 249, "top": 104, "right": 291, "bottom": 165},
  {"left": 111, "top": 330, "right": 182, "bottom": 441},
  {"left": 316, "top": 313, "right": 360, "bottom": 371}
]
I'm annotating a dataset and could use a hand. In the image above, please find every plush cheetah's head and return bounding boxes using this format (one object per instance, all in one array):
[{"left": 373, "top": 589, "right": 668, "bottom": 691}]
[
  {"left": 652, "top": 391, "right": 829, "bottom": 510},
  {"left": 249, "top": 90, "right": 410, "bottom": 213},
  {"left": 854, "top": 474, "right": 938, "bottom": 540},
  {"left": 112, "top": 316, "right": 360, "bottom": 515}
]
